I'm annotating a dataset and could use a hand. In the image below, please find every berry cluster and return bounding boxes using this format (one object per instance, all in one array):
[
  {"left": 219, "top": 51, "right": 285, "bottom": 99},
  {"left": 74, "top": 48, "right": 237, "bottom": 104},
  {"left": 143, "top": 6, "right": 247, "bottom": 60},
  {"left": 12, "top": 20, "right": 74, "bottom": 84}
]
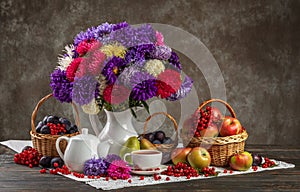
[
  {"left": 47, "top": 123, "right": 66, "bottom": 135},
  {"left": 36, "top": 115, "right": 78, "bottom": 135},
  {"left": 252, "top": 166, "right": 258, "bottom": 171},
  {"left": 262, "top": 157, "right": 276, "bottom": 168},
  {"left": 201, "top": 167, "right": 218, "bottom": 177},
  {"left": 40, "top": 165, "right": 72, "bottom": 175},
  {"left": 191, "top": 106, "right": 222, "bottom": 137},
  {"left": 161, "top": 162, "right": 199, "bottom": 179},
  {"left": 14, "top": 146, "right": 42, "bottom": 168}
]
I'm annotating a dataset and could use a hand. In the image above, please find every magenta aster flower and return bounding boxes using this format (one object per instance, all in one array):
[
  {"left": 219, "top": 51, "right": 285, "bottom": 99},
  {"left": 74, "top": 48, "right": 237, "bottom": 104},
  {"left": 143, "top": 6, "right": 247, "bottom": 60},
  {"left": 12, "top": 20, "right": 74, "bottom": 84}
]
[{"left": 107, "top": 160, "right": 131, "bottom": 179}]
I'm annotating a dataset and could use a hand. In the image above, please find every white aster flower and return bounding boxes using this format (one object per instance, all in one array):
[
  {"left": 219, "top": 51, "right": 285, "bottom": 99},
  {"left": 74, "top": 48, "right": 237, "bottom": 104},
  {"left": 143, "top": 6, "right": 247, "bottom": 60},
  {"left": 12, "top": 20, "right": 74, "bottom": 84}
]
[
  {"left": 57, "top": 44, "right": 75, "bottom": 70},
  {"left": 82, "top": 99, "right": 100, "bottom": 114},
  {"left": 144, "top": 59, "right": 165, "bottom": 77}
]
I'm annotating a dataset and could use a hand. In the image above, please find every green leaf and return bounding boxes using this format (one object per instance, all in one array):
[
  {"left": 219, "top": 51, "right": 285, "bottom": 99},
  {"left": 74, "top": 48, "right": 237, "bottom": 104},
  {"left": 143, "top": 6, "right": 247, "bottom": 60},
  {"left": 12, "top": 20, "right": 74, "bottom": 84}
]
[
  {"left": 141, "top": 100, "right": 150, "bottom": 114},
  {"left": 130, "top": 108, "right": 137, "bottom": 118}
]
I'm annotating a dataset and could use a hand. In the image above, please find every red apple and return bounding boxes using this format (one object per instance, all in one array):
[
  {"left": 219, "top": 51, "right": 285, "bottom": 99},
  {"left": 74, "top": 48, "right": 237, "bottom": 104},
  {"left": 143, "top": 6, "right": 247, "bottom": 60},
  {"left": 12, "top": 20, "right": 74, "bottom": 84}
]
[
  {"left": 229, "top": 151, "right": 253, "bottom": 171},
  {"left": 187, "top": 147, "right": 211, "bottom": 169},
  {"left": 209, "top": 107, "right": 223, "bottom": 122},
  {"left": 200, "top": 123, "right": 219, "bottom": 137},
  {"left": 171, "top": 147, "right": 192, "bottom": 165},
  {"left": 220, "top": 116, "right": 242, "bottom": 136}
]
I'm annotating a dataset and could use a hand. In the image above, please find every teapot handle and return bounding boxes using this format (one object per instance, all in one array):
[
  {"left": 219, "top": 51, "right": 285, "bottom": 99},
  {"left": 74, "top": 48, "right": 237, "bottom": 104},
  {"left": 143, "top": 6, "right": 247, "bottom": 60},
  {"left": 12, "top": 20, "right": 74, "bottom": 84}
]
[{"left": 56, "top": 136, "right": 70, "bottom": 160}]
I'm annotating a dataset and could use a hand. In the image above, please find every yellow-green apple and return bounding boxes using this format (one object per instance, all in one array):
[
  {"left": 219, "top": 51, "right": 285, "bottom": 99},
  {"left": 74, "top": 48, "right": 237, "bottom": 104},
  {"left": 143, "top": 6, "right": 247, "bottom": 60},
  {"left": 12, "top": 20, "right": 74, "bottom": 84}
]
[
  {"left": 220, "top": 116, "right": 242, "bottom": 136},
  {"left": 187, "top": 147, "right": 211, "bottom": 169},
  {"left": 171, "top": 147, "right": 192, "bottom": 165},
  {"left": 200, "top": 123, "right": 219, "bottom": 137},
  {"left": 229, "top": 151, "right": 253, "bottom": 171}
]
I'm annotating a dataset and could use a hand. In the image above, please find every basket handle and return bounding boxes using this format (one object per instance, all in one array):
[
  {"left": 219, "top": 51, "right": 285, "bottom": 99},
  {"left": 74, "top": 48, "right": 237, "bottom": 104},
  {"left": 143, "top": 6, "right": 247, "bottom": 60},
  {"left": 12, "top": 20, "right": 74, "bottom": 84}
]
[
  {"left": 143, "top": 112, "right": 178, "bottom": 140},
  {"left": 197, "top": 98, "right": 236, "bottom": 118},
  {"left": 31, "top": 93, "right": 80, "bottom": 133}
]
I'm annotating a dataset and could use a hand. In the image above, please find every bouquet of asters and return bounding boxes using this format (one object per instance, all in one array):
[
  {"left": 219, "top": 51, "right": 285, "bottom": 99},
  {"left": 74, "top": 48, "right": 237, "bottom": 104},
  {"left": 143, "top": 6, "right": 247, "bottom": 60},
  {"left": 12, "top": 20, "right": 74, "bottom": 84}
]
[{"left": 50, "top": 22, "right": 193, "bottom": 116}]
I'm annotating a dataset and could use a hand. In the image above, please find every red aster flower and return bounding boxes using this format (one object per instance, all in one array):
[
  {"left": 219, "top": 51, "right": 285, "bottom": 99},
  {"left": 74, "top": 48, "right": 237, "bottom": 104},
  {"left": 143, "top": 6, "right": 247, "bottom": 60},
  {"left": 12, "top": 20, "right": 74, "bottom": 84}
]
[
  {"left": 156, "top": 69, "right": 181, "bottom": 98},
  {"left": 103, "top": 84, "right": 130, "bottom": 105},
  {"left": 76, "top": 39, "right": 100, "bottom": 56},
  {"left": 66, "top": 58, "right": 83, "bottom": 82}
]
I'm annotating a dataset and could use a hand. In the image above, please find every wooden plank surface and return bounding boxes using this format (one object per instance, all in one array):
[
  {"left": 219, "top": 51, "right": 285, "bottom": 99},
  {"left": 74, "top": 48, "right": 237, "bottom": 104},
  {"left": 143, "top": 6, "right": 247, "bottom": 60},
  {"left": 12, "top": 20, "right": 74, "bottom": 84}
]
[{"left": 0, "top": 145, "right": 299, "bottom": 191}]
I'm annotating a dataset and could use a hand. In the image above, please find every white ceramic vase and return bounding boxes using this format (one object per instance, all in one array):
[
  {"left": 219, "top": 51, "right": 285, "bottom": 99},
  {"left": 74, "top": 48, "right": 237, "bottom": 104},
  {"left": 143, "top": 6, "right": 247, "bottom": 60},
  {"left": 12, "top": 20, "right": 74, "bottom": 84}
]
[{"left": 97, "top": 109, "right": 138, "bottom": 156}]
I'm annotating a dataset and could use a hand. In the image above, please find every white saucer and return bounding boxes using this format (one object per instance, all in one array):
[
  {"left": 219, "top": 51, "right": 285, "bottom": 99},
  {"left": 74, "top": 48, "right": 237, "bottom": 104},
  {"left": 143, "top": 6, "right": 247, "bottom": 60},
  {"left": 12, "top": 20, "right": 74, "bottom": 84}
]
[{"left": 131, "top": 165, "right": 168, "bottom": 175}]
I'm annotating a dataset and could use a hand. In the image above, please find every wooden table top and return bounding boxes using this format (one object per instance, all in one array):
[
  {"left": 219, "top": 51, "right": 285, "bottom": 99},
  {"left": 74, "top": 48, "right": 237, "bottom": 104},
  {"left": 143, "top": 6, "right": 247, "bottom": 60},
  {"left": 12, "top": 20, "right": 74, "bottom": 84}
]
[{"left": 0, "top": 144, "right": 299, "bottom": 191}]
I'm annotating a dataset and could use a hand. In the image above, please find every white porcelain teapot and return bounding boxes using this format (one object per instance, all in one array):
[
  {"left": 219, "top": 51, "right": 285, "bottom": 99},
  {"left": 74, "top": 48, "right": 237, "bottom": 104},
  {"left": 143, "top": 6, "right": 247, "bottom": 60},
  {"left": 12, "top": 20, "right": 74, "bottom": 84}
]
[{"left": 56, "top": 128, "right": 110, "bottom": 172}]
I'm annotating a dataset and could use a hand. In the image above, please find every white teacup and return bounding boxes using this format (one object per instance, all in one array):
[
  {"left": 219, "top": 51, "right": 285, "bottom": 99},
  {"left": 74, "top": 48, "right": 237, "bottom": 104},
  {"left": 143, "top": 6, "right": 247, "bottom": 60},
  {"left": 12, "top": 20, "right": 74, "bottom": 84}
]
[{"left": 123, "top": 150, "right": 162, "bottom": 170}]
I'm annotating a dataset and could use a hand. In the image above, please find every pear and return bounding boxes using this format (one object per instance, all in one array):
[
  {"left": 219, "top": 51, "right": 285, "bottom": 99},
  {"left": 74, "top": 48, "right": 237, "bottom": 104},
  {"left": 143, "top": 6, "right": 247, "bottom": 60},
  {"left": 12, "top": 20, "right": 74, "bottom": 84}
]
[
  {"left": 119, "top": 136, "right": 140, "bottom": 164},
  {"left": 140, "top": 138, "right": 157, "bottom": 150}
]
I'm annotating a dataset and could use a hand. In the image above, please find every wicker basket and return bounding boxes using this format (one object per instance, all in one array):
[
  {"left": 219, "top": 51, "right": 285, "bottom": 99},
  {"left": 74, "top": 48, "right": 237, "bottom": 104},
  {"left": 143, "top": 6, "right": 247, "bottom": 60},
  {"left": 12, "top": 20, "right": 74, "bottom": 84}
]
[
  {"left": 181, "top": 99, "right": 248, "bottom": 167},
  {"left": 30, "top": 93, "right": 80, "bottom": 157},
  {"left": 143, "top": 112, "right": 178, "bottom": 153}
]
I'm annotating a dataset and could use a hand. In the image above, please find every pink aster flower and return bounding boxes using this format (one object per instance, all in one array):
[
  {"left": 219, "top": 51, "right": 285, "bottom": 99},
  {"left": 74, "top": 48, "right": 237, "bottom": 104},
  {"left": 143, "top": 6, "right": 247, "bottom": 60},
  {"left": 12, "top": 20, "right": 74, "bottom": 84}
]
[
  {"left": 87, "top": 50, "right": 106, "bottom": 75},
  {"left": 155, "top": 31, "right": 165, "bottom": 46},
  {"left": 107, "top": 160, "right": 131, "bottom": 180}
]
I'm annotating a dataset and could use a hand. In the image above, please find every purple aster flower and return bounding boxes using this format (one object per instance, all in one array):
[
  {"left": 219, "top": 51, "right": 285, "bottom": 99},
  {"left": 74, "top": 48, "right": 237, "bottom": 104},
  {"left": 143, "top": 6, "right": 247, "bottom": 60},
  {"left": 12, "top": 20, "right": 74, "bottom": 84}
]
[
  {"left": 168, "top": 51, "right": 182, "bottom": 70},
  {"left": 130, "top": 79, "right": 157, "bottom": 101},
  {"left": 109, "top": 24, "right": 156, "bottom": 48},
  {"left": 167, "top": 76, "right": 193, "bottom": 101},
  {"left": 130, "top": 71, "right": 155, "bottom": 88},
  {"left": 112, "top": 21, "right": 129, "bottom": 31},
  {"left": 74, "top": 26, "right": 97, "bottom": 46},
  {"left": 102, "top": 56, "right": 127, "bottom": 85},
  {"left": 50, "top": 69, "right": 73, "bottom": 103},
  {"left": 72, "top": 75, "right": 99, "bottom": 105},
  {"left": 118, "top": 65, "right": 141, "bottom": 87},
  {"left": 125, "top": 44, "right": 155, "bottom": 67},
  {"left": 84, "top": 157, "right": 108, "bottom": 176},
  {"left": 94, "top": 22, "right": 114, "bottom": 40},
  {"left": 105, "top": 154, "right": 122, "bottom": 167},
  {"left": 150, "top": 45, "right": 172, "bottom": 60}
]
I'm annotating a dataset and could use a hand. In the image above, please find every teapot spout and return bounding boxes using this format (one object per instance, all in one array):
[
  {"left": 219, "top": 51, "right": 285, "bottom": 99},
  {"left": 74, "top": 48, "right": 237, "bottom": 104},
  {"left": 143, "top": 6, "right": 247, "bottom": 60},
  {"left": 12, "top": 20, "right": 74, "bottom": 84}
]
[{"left": 97, "top": 139, "right": 113, "bottom": 158}]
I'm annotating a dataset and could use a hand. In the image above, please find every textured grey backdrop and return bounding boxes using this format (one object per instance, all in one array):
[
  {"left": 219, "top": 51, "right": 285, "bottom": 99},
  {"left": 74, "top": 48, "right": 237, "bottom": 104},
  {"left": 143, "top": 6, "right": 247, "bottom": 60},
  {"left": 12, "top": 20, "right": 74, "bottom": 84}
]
[{"left": 0, "top": 0, "right": 299, "bottom": 145}]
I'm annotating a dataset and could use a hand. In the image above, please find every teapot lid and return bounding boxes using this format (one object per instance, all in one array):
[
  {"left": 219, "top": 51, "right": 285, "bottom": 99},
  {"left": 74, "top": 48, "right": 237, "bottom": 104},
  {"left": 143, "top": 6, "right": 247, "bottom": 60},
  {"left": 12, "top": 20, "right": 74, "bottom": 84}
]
[{"left": 72, "top": 128, "right": 99, "bottom": 143}]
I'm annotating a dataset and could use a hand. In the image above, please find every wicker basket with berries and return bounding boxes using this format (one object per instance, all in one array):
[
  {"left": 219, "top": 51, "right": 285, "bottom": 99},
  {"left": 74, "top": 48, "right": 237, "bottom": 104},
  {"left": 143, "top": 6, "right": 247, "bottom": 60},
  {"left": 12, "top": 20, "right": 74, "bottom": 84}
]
[
  {"left": 30, "top": 93, "right": 80, "bottom": 157},
  {"left": 181, "top": 99, "right": 248, "bottom": 167}
]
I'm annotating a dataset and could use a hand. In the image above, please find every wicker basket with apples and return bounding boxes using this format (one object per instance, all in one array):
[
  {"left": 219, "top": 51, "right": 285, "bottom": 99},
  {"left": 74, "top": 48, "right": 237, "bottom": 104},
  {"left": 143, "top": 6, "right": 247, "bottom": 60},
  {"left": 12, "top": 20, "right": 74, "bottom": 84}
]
[{"left": 181, "top": 99, "right": 248, "bottom": 167}]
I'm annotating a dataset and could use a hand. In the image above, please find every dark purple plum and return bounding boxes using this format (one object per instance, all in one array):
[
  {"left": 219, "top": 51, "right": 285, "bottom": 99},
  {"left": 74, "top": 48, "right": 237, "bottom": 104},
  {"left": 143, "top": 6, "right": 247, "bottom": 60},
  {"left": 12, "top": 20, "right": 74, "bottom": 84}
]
[
  {"left": 59, "top": 117, "right": 71, "bottom": 127},
  {"left": 40, "top": 125, "right": 50, "bottom": 134},
  {"left": 144, "top": 133, "right": 155, "bottom": 142},
  {"left": 39, "top": 156, "right": 52, "bottom": 168},
  {"left": 42, "top": 115, "right": 49, "bottom": 124},
  {"left": 51, "top": 157, "right": 64, "bottom": 168},
  {"left": 163, "top": 137, "right": 173, "bottom": 144},
  {"left": 154, "top": 131, "right": 166, "bottom": 142},
  {"left": 252, "top": 153, "right": 262, "bottom": 166},
  {"left": 36, "top": 121, "right": 44, "bottom": 133}
]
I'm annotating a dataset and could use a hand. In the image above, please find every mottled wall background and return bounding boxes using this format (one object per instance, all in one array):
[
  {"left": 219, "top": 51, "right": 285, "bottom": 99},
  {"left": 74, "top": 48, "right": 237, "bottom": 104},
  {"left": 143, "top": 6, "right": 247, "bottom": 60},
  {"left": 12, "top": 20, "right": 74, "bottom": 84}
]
[{"left": 0, "top": 0, "right": 299, "bottom": 145}]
